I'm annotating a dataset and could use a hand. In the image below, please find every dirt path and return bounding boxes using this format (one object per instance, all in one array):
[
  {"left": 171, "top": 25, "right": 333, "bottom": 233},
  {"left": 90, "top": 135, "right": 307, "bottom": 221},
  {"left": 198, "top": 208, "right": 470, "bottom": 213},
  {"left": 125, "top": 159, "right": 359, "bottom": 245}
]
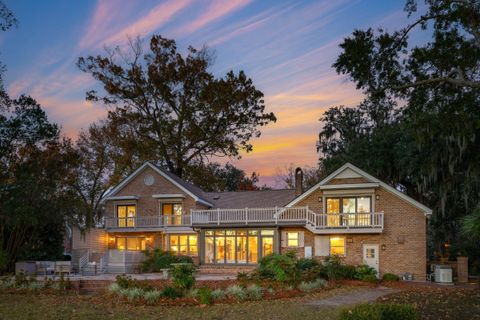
[{"left": 306, "top": 286, "right": 400, "bottom": 307}]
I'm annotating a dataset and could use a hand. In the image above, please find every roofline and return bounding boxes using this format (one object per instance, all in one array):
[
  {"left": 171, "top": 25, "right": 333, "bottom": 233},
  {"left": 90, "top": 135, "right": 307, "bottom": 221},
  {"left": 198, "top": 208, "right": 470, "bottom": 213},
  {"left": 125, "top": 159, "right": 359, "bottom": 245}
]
[
  {"left": 105, "top": 162, "right": 213, "bottom": 207},
  {"left": 286, "top": 163, "right": 432, "bottom": 216}
]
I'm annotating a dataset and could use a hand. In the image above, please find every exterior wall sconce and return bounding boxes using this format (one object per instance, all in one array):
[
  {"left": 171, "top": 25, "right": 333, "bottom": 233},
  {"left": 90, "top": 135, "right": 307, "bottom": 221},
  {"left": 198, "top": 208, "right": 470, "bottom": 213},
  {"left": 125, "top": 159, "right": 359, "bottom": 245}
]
[
  {"left": 381, "top": 244, "right": 386, "bottom": 251},
  {"left": 375, "top": 194, "right": 380, "bottom": 201},
  {"left": 347, "top": 238, "right": 353, "bottom": 243},
  {"left": 318, "top": 197, "right": 322, "bottom": 202}
]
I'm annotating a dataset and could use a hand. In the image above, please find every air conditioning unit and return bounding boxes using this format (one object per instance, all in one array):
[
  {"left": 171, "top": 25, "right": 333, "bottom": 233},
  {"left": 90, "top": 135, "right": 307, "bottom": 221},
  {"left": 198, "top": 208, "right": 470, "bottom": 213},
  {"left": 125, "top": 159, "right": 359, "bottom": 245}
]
[{"left": 434, "top": 265, "right": 453, "bottom": 284}]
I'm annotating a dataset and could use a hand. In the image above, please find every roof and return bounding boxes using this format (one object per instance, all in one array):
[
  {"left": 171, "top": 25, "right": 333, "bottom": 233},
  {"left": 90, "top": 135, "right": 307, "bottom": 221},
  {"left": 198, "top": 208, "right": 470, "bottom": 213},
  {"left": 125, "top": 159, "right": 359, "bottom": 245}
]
[
  {"left": 286, "top": 162, "right": 432, "bottom": 216},
  {"left": 203, "top": 189, "right": 296, "bottom": 209}
]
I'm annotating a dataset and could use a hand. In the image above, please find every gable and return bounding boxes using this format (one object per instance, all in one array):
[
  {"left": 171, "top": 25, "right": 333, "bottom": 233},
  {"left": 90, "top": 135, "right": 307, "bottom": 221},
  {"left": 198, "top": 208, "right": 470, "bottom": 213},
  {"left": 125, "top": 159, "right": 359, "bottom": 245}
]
[{"left": 287, "top": 163, "right": 432, "bottom": 216}]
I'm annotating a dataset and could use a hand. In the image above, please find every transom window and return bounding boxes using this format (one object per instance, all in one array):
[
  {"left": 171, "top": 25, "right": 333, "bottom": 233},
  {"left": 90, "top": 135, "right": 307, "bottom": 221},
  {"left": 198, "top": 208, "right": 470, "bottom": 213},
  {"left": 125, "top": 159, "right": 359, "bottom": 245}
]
[
  {"left": 162, "top": 203, "right": 183, "bottom": 225},
  {"left": 326, "top": 196, "right": 372, "bottom": 227},
  {"left": 329, "top": 237, "right": 345, "bottom": 256},
  {"left": 117, "top": 205, "right": 136, "bottom": 227},
  {"left": 116, "top": 236, "right": 145, "bottom": 251},
  {"left": 169, "top": 234, "right": 197, "bottom": 256},
  {"left": 287, "top": 232, "right": 299, "bottom": 247}
]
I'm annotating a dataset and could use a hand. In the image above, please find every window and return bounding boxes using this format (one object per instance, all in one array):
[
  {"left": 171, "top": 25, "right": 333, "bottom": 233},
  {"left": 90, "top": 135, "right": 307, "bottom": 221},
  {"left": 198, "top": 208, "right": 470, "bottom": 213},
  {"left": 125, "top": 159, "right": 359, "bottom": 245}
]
[
  {"left": 329, "top": 237, "right": 345, "bottom": 255},
  {"left": 287, "top": 232, "right": 299, "bottom": 247},
  {"left": 117, "top": 205, "right": 136, "bottom": 227},
  {"left": 325, "top": 196, "right": 372, "bottom": 227},
  {"left": 162, "top": 203, "right": 183, "bottom": 225},
  {"left": 116, "top": 237, "right": 145, "bottom": 251},
  {"left": 169, "top": 234, "right": 197, "bottom": 256}
]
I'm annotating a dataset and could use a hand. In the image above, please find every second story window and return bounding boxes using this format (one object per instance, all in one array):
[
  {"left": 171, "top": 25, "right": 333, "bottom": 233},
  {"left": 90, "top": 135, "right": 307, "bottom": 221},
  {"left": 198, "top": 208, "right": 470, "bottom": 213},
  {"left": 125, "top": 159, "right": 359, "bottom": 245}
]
[
  {"left": 162, "top": 203, "right": 183, "bottom": 225},
  {"left": 117, "top": 205, "right": 136, "bottom": 227},
  {"left": 326, "top": 196, "right": 372, "bottom": 226}
]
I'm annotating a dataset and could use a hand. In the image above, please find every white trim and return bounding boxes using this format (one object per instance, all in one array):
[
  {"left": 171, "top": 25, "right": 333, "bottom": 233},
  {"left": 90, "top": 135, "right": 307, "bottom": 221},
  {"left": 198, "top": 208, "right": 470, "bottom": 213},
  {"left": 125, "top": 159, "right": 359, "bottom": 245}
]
[
  {"left": 152, "top": 194, "right": 186, "bottom": 199},
  {"left": 105, "top": 162, "right": 213, "bottom": 207},
  {"left": 106, "top": 196, "right": 139, "bottom": 201},
  {"left": 286, "top": 163, "right": 432, "bottom": 216},
  {"left": 322, "top": 189, "right": 374, "bottom": 195},
  {"left": 319, "top": 183, "right": 379, "bottom": 190}
]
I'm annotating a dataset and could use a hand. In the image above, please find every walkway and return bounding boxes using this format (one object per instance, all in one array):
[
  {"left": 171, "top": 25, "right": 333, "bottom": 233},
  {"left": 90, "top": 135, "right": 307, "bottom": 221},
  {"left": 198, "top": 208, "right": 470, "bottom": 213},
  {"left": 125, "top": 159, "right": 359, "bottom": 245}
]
[
  {"left": 306, "top": 286, "right": 399, "bottom": 307},
  {"left": 37, "top": 272, "right": 236, "bottom": 281}
]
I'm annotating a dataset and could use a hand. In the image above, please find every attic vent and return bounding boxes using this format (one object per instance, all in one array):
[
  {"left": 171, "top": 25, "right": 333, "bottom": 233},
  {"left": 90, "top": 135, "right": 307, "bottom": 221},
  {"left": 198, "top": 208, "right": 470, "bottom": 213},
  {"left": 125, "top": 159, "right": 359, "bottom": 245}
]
[{"left": 213, "top": 196, "right": 220, "bottom": 200}]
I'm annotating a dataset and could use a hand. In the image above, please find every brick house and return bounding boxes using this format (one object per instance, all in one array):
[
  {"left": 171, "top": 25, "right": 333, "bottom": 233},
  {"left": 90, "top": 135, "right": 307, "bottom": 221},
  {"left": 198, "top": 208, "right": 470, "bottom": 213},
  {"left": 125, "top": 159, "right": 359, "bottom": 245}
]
[{"left": 72, "top": 161, "right": 431, "bottom": 280}]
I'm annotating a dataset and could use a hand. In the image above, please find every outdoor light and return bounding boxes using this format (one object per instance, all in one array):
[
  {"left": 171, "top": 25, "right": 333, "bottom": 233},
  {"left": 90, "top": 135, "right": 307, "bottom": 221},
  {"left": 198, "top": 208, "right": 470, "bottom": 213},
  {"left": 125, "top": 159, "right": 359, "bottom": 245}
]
[
  {"left": 318, "top": 197, "right": 322, "bottom": 202},
  {"left": 381, "top": 244, "right": 386, "bottom": 251},
  {"left": 375, "top": 194, "right": 380, "bottom": 200},
  {"left": 109, "top": 237, "right": 115, "bottom": 242}
]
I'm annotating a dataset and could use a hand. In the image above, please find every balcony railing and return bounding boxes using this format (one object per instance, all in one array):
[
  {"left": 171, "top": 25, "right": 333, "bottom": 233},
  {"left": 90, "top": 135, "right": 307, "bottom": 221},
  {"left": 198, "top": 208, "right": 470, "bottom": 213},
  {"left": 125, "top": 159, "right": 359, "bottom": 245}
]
[
  {"left": 191, "top": 207, "right": 384, "bottom": 232},
  {"left": 105, "top": 215, "right": 191, "bottom": 229}
]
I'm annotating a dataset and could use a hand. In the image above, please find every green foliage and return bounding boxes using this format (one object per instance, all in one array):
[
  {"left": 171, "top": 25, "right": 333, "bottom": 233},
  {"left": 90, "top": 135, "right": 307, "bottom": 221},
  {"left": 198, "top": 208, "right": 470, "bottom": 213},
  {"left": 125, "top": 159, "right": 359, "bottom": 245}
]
[
  {"left": 121, "top": 287, "right": 144, "bottom": 301},
  {"left": 354, "top": 265, "right": 377, "bottom": 281},
  {"left": 27, "top": 281, "right": 44, "bottom": 291},
  {"left": 114, "top": 274, "right": 152, "bottom": 291},
  {"left": 298, "top": 279, "right": 327, "bottom": 292},
  {"left": 143, "top": 290, "right": 162, "bottom": 305},
  {"left": 322, "top": 255, "right": 346, "bottom": 280},
  {"left": 211, "top": 288, "right": 226, "bottom": 301},
  {"left": 161, "top": 286, "right": 182, "bottom": 299},
  {"left": 462, "top": 205, "right": 480, "bottom": 240},
  {"left": 140, "top": 249, "right": 193, "bottom": 273},
  {"left": 108, "top": 283, "right": 121, "bottom": 294},
  {"left": 296, "top": 258, "right": 319, "bottom": 271},
  {"left": 170, "top": 263, "right": 196, "bottom": 290},
  {"left": 258, "top": 251, "right": 300, "bottom": 284},
  {"left": 226, "top": 285, "right": 247, "bottom": 300},
  {"left": 382, "top": 273, "right": 400, "bottom": 281},
  {"left": 197, "top": 287, "right": 214, "bottom": 305},
  {"left": 340, "top": 303, "right": 416, "bottom": 320},
  {"left": 245, "top": 284, "right": 263, "bottom": 300}
]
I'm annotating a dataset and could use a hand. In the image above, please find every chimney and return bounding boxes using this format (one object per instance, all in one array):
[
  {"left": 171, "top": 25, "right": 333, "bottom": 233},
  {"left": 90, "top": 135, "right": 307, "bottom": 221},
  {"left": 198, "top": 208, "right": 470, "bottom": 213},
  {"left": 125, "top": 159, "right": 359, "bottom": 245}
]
[{"left": 295, "top": 167, "right": 303, "bottom": 196}]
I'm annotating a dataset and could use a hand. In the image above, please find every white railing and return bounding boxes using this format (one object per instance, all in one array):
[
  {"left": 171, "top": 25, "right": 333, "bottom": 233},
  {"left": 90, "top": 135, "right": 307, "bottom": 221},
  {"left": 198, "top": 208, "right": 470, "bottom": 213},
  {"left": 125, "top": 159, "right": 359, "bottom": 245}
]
[
  {"left": 191, "top": 207, "right": 384, "bottom": 231},
  {"left": 99, "top": 251, "right": 109, "bottom": 273},
  {"left": 105, "top": 215, "right": 192, "bottom": 229},
  {"left": 78, "top": 250, "right": 89, "bottom": 273}
]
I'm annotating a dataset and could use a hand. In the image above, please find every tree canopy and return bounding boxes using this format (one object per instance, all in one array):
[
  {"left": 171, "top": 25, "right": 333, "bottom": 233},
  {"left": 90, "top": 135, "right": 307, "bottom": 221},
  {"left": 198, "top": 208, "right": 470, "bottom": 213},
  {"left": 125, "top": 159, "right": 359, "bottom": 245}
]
[{"left": 77, "top": 36, "right": 276, "bottom": 178}]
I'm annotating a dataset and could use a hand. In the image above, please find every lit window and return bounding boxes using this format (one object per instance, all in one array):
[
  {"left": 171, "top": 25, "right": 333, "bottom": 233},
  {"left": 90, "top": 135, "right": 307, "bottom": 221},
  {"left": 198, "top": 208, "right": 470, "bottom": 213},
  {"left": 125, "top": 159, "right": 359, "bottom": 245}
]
[
  {"left": 330, "top": 237, "right": 345, "bottom": 255},
  {"left": 287, "top": 232, "right": 299, "bottom": 247},
  {"left": 169, "top": 234, "right": 197, "bottom": 256},
  {"left": 116, "top": 237, "right": 145, "bottom": 251},
  {"left": 117, "top": 205, "right": 136, "bottom": 227}
]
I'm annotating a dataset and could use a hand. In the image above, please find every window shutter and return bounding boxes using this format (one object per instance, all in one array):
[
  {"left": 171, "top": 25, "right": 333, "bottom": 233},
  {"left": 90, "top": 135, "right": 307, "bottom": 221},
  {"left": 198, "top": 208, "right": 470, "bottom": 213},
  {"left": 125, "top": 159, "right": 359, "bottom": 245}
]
[
  {"left": 281, "top": 231, "right": 287, "bottom": 247},
  {"left": 315, "top": 236, "right": 330, "bottom": 256},
  {"left": 299, "top": 231, "right": 305, "bottom": 247}
]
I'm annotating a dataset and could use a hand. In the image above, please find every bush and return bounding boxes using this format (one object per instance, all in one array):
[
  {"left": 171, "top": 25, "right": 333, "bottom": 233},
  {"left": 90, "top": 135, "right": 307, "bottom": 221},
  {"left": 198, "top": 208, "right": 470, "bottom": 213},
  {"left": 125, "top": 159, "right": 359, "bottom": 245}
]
[
  {"left": 28, "top": 281, "right": 44, "bottom": 290},
  {"left": 297, "top": 258, "right": 319, "bottom": 271},
  {"left": 140, "top": 249, "right": 193, "bottom": 273},
  {"left": 355, "top": 265, "right": 377, "bottom": 281},
  {"left": 322, "top": 255, "right": 345, "bottom": 280},
  {"left": 170, "top": 263, "right": 196, "bottom": 290},
  {"left": 340, "top": 303, "right": 416, "bottom": 320},
  {"left": 108, "top": 282, "right": 121, "bottom": 294},
  {"left": 341, "top": 264, "right": 357, "bottom": 280},
  {"left": 245, "top": 284, "right": 263, "bottom": 300},
  {"left": 258, "top": 252, "right": 300, "bottom": 284},
  {"left": 186, "top": 288, "right": 199, "bottom": 298},
  {"left": 121, "top": 287, "right": 144, "bottom": 301},
  {"left": 161, "top": 286, "right": 182, "bottom": 299},
  {"left": 143, "top": 290, "right": 162, "bottom": 305},
  {"left": 114, "top": 274, "right": 153, "bottom": 291},
  {"left": 298, "top": 278, "right": 327, "bottom": 292},
  {"left": 226, "top": 284, "right": 247, "bottom": 300},
  {"left": 0, "top": 277, "right": 15, "bottom": 289},
  {"left": 382, "top": 273, "right": 399, "bottom": 281},
  {"left": 211, "top": 288, "right": 226, "bottom": 300},
  {"left": 198, "top": 287, "right": 213, "bottom": 305}
]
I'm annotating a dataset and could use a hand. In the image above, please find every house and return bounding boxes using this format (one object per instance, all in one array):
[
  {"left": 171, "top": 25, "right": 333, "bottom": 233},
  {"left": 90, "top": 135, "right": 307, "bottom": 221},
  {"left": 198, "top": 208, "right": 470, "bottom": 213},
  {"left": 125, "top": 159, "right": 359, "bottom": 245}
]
[{"left": 71, "top": 161, "right": 431, "bottom": 280}]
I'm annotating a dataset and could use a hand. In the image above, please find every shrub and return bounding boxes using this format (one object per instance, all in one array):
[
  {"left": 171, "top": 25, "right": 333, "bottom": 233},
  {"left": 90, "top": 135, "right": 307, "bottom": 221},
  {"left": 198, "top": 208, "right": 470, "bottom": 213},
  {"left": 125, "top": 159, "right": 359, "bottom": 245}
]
[
  {"left": 198, "top": 287, "right": 213, "bottom": 305},
  {"left": 340, "top": 303, "right": 416, "bottom": 320},
  {"left": 211, "top": 288, "right": 226, "bottom": 300},
  {"left": 143, "top": 290, "right": 162, "bottom": 305},
  {"left": 258, "top": 252, "right": 300, "bottom": 284},
  {"left": 186, "top": 288, "right": 199, "bottom": 298},
  {"left": 226, "top": 284, "right": 247, "bottom": 300},
  {"left": 114, "top": 274, "right": 153, "bottom": 291},
  {"left": 297, "top": 258, "right": 319, "bottom": 271},
  {"left": 301, "top": 265, "right": 324, "bottom": 282},
  {"left": 0, "top": 277, "right": 15, "bottom": 289},
  {"left": 355, "top": 265, "right": 377, "bottom": 281},
  {"left": 28, "top": 281, "right": 44, "bottom": 290},
  {"left": 341, "top": 264, "right": 357, "bottom": 280},
  {"left": 108, "top": 282, "right": 122, "bottom": 294},
  {"left": 170, "top": 263, "right": 196, "bottom": 290},
  {"left": 245, "top": 284, "right": 263, "bottom": 300},
  {"left": 298, "top": 279, "right": 327, "bottom": 292},
  {"left": 123, "top": 287, "right": 145, "bottom": 301},
  {"left": 140, "top": 249, "right": 193, "bottom": 273},
  {"left": 322, "top": 255, "right": 345, "bottom": 280},
  {"left": 161, "top": 286, "right": 182, "bottom": 299},
  {"left": 382, "top": 273, "right": 399, "bottom": 281}
]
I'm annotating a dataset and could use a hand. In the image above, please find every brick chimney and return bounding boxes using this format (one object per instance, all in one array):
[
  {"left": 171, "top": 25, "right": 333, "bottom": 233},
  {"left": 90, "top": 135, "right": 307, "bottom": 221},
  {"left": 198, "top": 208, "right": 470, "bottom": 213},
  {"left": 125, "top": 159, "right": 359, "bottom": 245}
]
[{"left": 295, "top": 167, "right": 303, "bottom": 196}]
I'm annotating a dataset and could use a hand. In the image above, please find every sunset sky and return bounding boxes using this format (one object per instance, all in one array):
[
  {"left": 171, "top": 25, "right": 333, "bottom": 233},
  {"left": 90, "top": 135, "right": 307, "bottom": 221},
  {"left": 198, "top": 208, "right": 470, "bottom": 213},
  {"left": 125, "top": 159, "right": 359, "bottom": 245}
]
[{"left": 1, "top": 0, "right": 424, "bottom": 186}]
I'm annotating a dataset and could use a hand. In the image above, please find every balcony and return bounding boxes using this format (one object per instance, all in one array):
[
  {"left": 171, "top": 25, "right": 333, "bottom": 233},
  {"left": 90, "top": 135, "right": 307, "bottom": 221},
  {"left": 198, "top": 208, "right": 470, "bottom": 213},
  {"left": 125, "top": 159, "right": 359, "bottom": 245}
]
[
  {"left": 105, "top": 215, "right": 191, "bottom": 230},
  {"left": 191, "top": 207, "right": 384, "bottom": 234}
]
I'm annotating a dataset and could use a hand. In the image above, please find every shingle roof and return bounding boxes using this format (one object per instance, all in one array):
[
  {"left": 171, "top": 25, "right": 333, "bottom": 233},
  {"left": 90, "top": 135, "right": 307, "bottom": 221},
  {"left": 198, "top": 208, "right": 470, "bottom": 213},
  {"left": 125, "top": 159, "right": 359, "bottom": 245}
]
[
  {"left": 152, "top": 162, "right": 296, "bottom": 209},
  {"left": 203, "top": 189, "right": 297, "bottom": 209}
]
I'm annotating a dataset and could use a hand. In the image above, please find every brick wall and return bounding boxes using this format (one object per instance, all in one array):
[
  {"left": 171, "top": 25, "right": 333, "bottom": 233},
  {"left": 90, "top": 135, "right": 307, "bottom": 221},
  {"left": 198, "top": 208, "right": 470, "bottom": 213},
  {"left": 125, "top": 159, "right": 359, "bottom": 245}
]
[
  {"left": 294, "top": 182, "right": 427, "bottom": 280},
  {"left": 104, "top": 167, "right": 199, "bottom": 219}
]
